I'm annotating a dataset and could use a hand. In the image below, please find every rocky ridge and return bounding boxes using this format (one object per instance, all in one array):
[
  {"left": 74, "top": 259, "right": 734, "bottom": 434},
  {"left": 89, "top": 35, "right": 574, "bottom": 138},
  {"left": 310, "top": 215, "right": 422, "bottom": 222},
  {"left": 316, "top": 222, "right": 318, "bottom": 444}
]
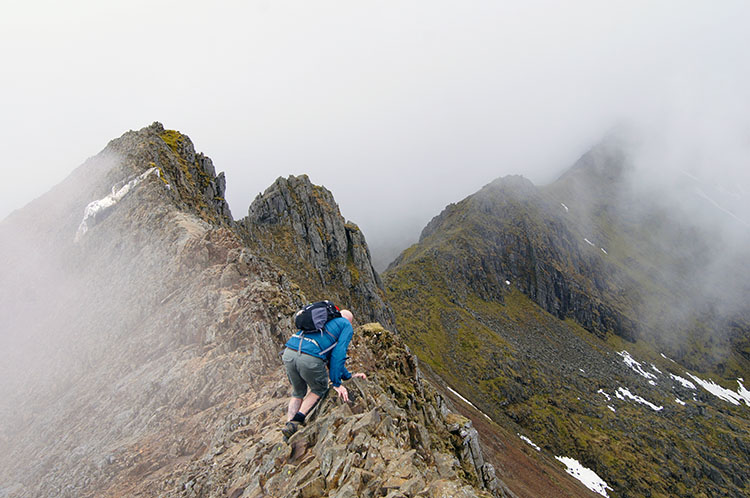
[
  {"left": 0, "top": 123, "right": 506, "bottom": 497},
  {"left": 147, "top": 324, "right": 504, "bottom": 498}
]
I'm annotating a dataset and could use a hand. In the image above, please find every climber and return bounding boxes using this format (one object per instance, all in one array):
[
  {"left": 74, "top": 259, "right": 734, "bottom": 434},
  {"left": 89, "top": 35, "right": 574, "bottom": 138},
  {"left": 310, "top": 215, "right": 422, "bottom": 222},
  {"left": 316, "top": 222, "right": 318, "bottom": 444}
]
[{"left": 281, "top": 307, "right": 366, "bottom": 441}]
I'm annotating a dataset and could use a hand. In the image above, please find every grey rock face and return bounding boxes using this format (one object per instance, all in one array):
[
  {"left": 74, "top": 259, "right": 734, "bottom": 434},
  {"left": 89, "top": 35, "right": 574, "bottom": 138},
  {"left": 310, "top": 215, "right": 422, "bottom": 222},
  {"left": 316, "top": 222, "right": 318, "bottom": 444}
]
[
  {"left": 105, "top": 121, "right": 234, "bottom": 224},
  {"left": 404, "top": 174, "right": 639, "bottom": 342},
  {"left": 243, "top": 174, "right": 396, "bottom": 329}
]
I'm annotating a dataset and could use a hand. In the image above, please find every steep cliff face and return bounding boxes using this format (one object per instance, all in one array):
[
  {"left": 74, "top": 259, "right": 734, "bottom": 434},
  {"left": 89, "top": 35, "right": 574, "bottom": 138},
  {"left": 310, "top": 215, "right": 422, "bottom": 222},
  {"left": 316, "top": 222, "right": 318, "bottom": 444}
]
[
  {"left": 242, "top": 174, "right": 396, "bottom": 329},
  {"left": 545, "top": 140, "right": 750, "bottom": 375},
  {"left": 0, "top": 124, "right": 502, "bottom": 498},
  {"left": 405, "top": 173, "right": 639, "bottom": 342},
  {"left": 383, "top": 138, "right": 750, "bottom": 497}
]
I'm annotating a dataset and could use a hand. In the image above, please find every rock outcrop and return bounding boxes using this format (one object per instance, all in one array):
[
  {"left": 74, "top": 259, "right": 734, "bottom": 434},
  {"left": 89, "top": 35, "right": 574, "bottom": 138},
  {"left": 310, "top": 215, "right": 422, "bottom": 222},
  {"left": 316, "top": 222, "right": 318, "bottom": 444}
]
[
  {"left": 145, "top": 324, "right": 504, "bottom": 498},
  {"left": 242, "top": 174, "right": 396, "bottom": 329}
]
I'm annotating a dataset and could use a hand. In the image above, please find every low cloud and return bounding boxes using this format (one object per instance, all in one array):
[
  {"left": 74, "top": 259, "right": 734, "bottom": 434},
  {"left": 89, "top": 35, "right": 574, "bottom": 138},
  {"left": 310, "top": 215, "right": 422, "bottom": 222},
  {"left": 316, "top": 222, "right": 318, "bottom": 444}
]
[{"left": 0, "top": 1, "right": 748, "bottom": 271}]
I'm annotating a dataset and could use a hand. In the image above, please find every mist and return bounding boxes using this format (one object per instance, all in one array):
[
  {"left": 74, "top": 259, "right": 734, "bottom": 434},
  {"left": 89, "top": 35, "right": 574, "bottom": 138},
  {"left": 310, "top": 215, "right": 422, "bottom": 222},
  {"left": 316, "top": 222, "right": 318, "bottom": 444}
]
[
  {"left": 1, "top": 4, "right": 749, "bottom": 493},
  {"left": 1, "top": 1, "right": 748, "bottom": 271}
]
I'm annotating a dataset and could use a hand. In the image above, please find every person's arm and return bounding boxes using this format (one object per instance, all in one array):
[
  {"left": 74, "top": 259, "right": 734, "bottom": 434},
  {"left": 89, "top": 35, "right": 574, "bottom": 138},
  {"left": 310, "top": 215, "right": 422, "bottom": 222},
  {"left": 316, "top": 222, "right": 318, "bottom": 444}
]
[{"left": 328, "top": 319, "right": 353, "bottom": 387}]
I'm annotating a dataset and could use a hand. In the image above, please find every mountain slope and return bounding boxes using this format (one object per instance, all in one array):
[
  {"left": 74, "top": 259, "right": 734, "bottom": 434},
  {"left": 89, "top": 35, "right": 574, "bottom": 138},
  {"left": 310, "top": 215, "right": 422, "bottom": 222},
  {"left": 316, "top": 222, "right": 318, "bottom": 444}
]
[
  {"left": 0, "top": 123, "right": 511, "bottom": 497},
  {"left": 384, "top": 137, "right": 750, "bottom": 497}
]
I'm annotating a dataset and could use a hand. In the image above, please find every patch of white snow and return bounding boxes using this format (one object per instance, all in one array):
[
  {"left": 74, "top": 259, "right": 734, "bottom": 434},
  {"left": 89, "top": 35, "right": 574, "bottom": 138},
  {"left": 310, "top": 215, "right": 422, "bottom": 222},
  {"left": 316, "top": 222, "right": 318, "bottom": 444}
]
[
  {"left": 607, "top": 405, "right": 616, "bottom": 413},
  {"left": 600, "top": 247, "right": 608, "bottom": 254},
  {"left": 670, "top": 374, "right": 696, "bottom": 390},
  {"left": 555, "top": 456, "right": 612, "bottom": 497},
  {"left": 597, "top": 389, "right": 611, "bottom": 401},
  {"left": 518, "top": 434, "right": 541, "bottom": 451},
  {"left": 75, "top": 167, "right": 160, "bottom": 242},
  {"left": 618, "top": 351, "right": 658, "bottom": 382},
  {"left": 584, "top": 238, "right": 595, "bottom": 246},
  {"left": 447, "top": 386, "right": 492, "bottom": 420},
  {"left": 675, "top": 398, "right": 686, "bottom": 406},
  {"left": 660, "top": 353, "right": 676, "bottom": 363},
  {"left": 738, "top": 380, "right": 750, "bottom": 405},
  {"left": 616, "top": 387, "right": 663, "bottom": 412},
  {"left": 561, "top": 202, "right": 569, "bottom": 212},
  {"left": 694, "top": 187, "right": 750, "bottom": 228},
  {"left": 505, "top": 280, "right": 511, "bottom": 285},
  {"left": 686, "top": 373, "right": 750, "bottom": 406}
]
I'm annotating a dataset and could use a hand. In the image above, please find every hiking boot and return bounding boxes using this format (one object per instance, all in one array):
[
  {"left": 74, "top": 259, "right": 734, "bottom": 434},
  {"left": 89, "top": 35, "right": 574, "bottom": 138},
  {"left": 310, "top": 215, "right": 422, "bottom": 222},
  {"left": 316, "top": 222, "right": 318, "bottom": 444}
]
[{"left": 281, "top": 421, "right": 298, "bottom": 442}]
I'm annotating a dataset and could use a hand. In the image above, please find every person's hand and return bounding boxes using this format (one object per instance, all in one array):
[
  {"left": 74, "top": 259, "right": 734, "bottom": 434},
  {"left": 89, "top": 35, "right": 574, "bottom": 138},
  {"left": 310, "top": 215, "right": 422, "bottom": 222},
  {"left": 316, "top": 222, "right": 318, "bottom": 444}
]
[
  {"left": 352, "top": 372, "right": 367, "bottom": 380},
  {"left": 334, "top": 385, "right": 349, "bottom": 402}
]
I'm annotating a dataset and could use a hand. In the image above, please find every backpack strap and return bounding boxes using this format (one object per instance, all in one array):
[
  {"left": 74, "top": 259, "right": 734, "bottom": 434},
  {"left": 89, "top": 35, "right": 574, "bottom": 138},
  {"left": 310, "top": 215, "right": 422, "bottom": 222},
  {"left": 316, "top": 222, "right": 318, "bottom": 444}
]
[
  {"left": 292, "top": 331, "right": 322, "bottom": 354},
  {"left": 292, "top": 326, "right": 338, "bottom": 356},
  {"left": 318, "top": 325, "right": 339, "bottom": 355},
  {"left": 319, "top": 339, "right": 338, "bottom": 355}
]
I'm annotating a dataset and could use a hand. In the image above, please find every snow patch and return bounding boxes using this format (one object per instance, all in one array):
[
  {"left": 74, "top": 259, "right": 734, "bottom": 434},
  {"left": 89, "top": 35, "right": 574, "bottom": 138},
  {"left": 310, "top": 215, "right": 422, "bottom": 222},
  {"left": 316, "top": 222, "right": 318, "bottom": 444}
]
[
  {"left": 518, "top": 434, "right": 541, "bottom": 451},
  {"left": 675, "top": 398, "right": 686, "bottom": 406},
  {"left": 660, "top": 353, "right": 676, "bottom": 363},
  {"left": 616, "top": 387, "right": 663, "bottom": 411},
  {"left": 670, "top": 374, "right": 696, "bottom": 390},
  {"left": 446, "top": 387, "right": 492, "bottom": 420},
  {"left": 75, "top": 167, "right": 160, "bottom": 242},
  {"left": 686, "top": 374, "right": 750, "bottom": 406},
  {"left": 597, "top": 389, "right": 611, "bottom": 401},
  {"left": 650, "top": 364, "right": 662, "bottom": 375},
  {"left": 505, "top": 280, "right": 511, "bottom": 285},
  {"left": 600, "top": 247, "right": 608, "bottom": 254},
  {"left": 561, "top": 202, "right": 569, "bottom": 212},
  {"left": 618, "top": 351, "right": 658, "bottom": 382},
  {"left": 738, "top": 379, "right": 750, "bottom": 404},
  {"left": 694, "top": 187, "right": 750, "bottom": 228},
  {"left": 555, "top": 456, "right": 612, "bottom": 497},
  {"left": 607, "top": 405, "right": 616, "bottom": 413},
  {"left": 584, "top": 238, "right": 595, "bottom": 246}
]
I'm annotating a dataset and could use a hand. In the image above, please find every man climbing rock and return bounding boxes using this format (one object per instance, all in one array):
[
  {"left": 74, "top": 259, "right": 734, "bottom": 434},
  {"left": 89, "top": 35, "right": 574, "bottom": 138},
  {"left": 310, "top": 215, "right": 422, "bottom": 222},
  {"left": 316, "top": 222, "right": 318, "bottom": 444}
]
[{"left": 281, "top": 306, "right": 366, "bottom": 441}]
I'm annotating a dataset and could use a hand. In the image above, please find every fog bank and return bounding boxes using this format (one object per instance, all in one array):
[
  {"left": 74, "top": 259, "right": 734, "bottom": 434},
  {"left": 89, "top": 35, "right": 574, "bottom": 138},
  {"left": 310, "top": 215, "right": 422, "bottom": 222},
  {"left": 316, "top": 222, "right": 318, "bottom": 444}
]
[{"left": 1, "top": 1, "right": 748, "bottom": 268}]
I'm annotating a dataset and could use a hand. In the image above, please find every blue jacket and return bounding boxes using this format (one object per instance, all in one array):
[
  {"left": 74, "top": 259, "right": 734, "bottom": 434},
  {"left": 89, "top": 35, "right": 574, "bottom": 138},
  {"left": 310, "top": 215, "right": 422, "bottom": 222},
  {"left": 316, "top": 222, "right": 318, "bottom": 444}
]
[{"left": 285, "top": 316, "right": 353, "bottom": 387}]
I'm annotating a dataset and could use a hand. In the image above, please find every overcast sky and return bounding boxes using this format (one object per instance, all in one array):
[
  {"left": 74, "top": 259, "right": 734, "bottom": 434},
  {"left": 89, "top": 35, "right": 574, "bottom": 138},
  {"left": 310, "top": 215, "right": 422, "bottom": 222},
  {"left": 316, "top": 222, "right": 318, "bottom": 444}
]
[{"left": 2, "top": 1, "right": 749, "bottom": 267}]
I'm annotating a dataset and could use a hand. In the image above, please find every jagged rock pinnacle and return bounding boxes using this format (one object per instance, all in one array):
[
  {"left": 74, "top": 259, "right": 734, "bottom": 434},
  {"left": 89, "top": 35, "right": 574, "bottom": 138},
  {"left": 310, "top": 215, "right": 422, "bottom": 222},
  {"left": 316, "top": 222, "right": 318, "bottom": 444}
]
[{"left": 243, "top": 174, "right": 396, "bottom": 329}]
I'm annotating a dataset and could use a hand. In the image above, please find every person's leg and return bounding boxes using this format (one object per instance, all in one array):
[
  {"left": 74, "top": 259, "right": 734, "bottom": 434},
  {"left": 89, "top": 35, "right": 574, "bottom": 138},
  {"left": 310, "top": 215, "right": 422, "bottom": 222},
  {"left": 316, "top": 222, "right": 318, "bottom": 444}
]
[
  {"left": 290, "top": 353, "right": 329, "bottom": 424},
  {"left": 298, "top": 391, "right": 320, "bottom": 415},
  {"left": 282, "top": 349, "right": 308, "bottom": 421},
  {"left": 287, "top": 397, "right": 303, "bottom": 421}
]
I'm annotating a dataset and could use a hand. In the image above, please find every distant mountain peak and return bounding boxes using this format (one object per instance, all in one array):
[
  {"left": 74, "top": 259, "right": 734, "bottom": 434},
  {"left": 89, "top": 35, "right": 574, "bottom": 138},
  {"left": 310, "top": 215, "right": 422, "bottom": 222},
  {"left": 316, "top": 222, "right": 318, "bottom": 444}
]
[
  {"left": 555, "top": 134, "right": 632, "bottom": 187},
  {"left": 485, "top": 174, "right": 536, "bottom": 191}
]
